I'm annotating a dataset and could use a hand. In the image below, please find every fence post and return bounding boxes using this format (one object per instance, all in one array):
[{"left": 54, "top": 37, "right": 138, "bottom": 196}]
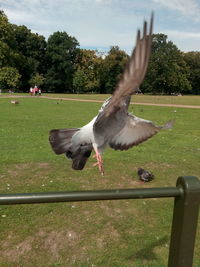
[{"left": 168, "top": 176, "right": 200, "bottom": 267}]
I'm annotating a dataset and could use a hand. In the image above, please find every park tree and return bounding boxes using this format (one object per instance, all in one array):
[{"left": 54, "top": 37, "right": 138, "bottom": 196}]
[
  {"left": 73, "top": 68, "right": 88, "bottom": 93},
  {"left": 0, "top": 11, "right": 47, "bottom": 91},
  {"left": 0, "top": 67, "right": 21, "bottom": 91},
  {"left": 0, "top": 40, "right": 11, "bottom": 67},
  {"left": 29, "top": 73, "right": 45, "bottom": 87},
  {"left": 44, "top": 31, "right": 79, "bottom": 93},
  {"left": 0, "top": 11, "right": 21, "bottom": 69},
  {"left": 0, "top": 10, "right": 15, "bottom": 47},
  {"left": 141, "top": 34, "right": 191, "bottom": 94},
  {"left": 12, "top": 25, "right": 46, "bottom": 91},
  {"left": 99, "top": 46, "right": 129, "bottom": 93},
  {"left": 73, "top": 49, "right": 102, "bottom": 93},
  {"left": 183, "top": 52, "right": 200, "bottom": 94}
]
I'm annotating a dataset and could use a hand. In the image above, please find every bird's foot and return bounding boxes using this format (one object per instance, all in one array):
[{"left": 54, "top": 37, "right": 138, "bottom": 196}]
[{"left": 93, "top": 150, "right": 104, "bottom": 176}]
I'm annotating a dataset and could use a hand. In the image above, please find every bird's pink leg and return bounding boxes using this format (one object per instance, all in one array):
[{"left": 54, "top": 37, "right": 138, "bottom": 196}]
[{"left": 93, "top": 149, "right": 104, "bottom": 176}]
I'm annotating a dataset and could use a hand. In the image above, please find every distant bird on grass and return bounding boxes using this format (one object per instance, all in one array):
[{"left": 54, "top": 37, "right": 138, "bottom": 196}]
[
  {"left": 49, "top": 13, "right": 173, "bottom": 176},
  {"left": 10, "top": 100, "right": 19, "bottom": 105},
  {"left": 137, "top": 168, "right": 154, "bottom": 182}
]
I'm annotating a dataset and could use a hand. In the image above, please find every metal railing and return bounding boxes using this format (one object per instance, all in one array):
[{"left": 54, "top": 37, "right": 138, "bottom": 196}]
[{"left": 0, "top": 176, "right": 200, "bottom": 267}]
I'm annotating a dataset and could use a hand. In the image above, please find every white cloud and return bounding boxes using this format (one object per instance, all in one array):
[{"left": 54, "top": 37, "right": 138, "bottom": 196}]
[
  {"left": 153, "top": 0, "right": 200, "bottom": 21},
  {"left": 0, "top": 0, "right": 200, "bottom": 52},
  {"left": 95, "top": 0, "right": 113, "bottom": 4},
  {"left": 2, "top": 8, "right": 36, "bottom": 24},
  {"left": 164, "top": 30, "right": 200, "bottom": 51},
  {"left": 165, "top": 30, "right": 200, "bottom": 39}
]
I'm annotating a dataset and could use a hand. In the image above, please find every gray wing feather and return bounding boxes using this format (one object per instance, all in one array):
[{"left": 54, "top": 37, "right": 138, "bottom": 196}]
[
  {"left": 94, "top": 14, "right": 154, "bottom": 144},
  {"left": 98, "top": 13, "right": 153, "bottom": 120},
  {"left": 109, "top": 114, "right": 173, "bottom": 150}
]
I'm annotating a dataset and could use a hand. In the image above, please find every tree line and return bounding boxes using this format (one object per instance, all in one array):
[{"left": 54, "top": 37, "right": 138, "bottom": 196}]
[{"left": 0, "top": 10, "right": 200, "bottom": 95}]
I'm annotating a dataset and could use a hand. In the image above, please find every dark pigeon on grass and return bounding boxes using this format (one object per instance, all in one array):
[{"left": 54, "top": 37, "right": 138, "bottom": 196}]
[{"left": 138, "top": 168, "right": 154, "bottom": 182}]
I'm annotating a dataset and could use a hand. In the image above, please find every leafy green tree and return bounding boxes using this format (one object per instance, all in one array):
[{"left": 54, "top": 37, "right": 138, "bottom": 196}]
[
  {"left": 0, "top": 67, "right": 21, "bottom": 91},
  {"left": 99, "top": 46, "right": 129, "bottom": 93},
  {"left": 73, "top": 68, "right": 88, "bottom": 93},
  {"left": 12, "top": 25, "right": 46, "bottom": 91},
  {"left": 44, "top": 31, "right": 79, "bottom": 93},
  {"left": 142, "top": 34, "right": 191, "bottom": 94},
  {"left": 0, "top": 40, "right": 11, "bottom": 67},
  {"left": 73, "top": 49, "right": 102, "bottom": 93},
  {"left": 29, "top": 73, "right": 45, "bottom": 87},
  {"left": 183, "top": 52, "right": 200, "bottom": 94},
  {"left": 0, "top": 11, "right": 21, "bottom": 69},
  {"left": 0, "top": 10, "right": 15, "bottom": 47}
]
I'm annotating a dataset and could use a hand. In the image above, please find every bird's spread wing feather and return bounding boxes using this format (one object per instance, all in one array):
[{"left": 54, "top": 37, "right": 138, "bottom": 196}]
[
  {"left": 109, "top": 114, "right": 173, "bottom": 150},
  {"left": 94, "top": 13, "right": 154, "bottom": 142},
  {"left": 99, "top": 13, "right": 153, "bottom": 120}
]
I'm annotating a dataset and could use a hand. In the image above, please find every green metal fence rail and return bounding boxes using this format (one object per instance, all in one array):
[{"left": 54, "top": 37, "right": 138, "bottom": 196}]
[{"left": 0, "top": 176, "right": 200, "bottom": 267}]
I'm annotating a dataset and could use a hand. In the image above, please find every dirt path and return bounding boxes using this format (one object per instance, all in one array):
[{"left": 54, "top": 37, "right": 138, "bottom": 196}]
[{"left": 1, "top": 95, "right": 200, "bottom": 109}]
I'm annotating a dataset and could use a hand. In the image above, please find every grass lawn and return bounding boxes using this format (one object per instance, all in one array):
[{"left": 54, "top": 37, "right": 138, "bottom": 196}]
[
  {"left": 44, "top": 93, "right": 200, "bottom": 106},
  {"left": 0, "top": 95, "right": 200, "bottom": 266},
  {"left": 2, "top": 92, "right": 200, "bottom": 106}
]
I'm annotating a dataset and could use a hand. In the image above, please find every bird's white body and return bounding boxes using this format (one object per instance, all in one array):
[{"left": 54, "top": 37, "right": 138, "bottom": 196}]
[
  {"left": 72, "top": 116, "right": 97, "bottom": 149},
  {"left": 71, "top": 97, "right": 113, "bottom": 153}
]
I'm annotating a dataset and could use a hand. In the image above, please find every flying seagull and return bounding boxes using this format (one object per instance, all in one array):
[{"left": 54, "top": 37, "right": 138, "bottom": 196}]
[{"left": 49, "top": 14, "right": 173, "bottom": 175}]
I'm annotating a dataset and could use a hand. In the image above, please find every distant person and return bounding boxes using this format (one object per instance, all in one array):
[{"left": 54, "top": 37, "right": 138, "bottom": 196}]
[
  {"left": 38, "top": 88, "right": 41, "bottom": 96},
  {"left": 0, "top": 89, "right": 1, "bottom": 95},
  {"left": 30, "top": 87, "right": 33, "bottom": 96},
  {"left": 34, "top": 85, "right": 38, "bottom": 96}
]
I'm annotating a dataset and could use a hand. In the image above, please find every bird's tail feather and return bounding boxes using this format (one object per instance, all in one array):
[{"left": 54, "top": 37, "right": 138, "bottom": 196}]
[
  {"left": 49, "top": 128, "right": 80, "bottom": 155},
  {"left": 72, "top": 149, "right": 92, "bottom": 170},
  {"left": 49, "top": 128, "right": 92, "bottom": 170}
]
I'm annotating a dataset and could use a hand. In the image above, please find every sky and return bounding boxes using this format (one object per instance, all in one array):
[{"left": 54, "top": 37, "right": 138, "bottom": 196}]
[{"left": 1, "top": 0, "right": 200, "bottom": 54}]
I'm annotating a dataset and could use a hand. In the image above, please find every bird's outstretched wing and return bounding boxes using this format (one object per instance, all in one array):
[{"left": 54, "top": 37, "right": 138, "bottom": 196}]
[
  {"left": 93, "top": 14, "right": 154, "bottom": 145},
  {"left": 109, "top": 114, "right": 174, "bottom": 150},
  {"left": 97, "top": 13, "right": 153, "bottom": 121}
]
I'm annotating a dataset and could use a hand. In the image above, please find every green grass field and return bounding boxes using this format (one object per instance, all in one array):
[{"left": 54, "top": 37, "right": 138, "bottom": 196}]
[
  {"left": 4, "top": 92, "right": 200, "bottom": 106},
  {"left": 46, "top": 93, "right": 200, "bottom": 106},
  {"left": 0, "top": 95, "right": 200, "bottom": 266}
]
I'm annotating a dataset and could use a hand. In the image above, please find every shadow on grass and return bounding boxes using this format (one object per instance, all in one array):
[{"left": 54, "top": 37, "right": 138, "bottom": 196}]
[{"left": 128, "top": 236, "right": 169, "bottom": 261}]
